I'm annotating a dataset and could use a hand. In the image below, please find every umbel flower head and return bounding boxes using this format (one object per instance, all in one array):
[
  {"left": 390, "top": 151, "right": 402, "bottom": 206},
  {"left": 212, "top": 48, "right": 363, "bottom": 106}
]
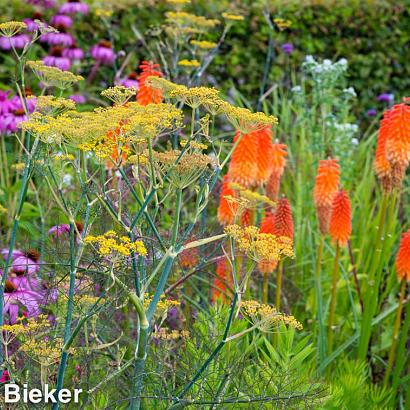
[
  {"left": 137, "top": 61, "right": 163, "bottom": 106},
  {"left": 396, "top": 228, "right": 410, "bottom": 281},
  {"left": 266, "top": 142, "right": 288, "bottom": 200},
  {"left": 329, "top": 190, "right": 352, "bottom": 246},
  {"left": 314, "top": 158, "right": 340, "bottom": 235}
]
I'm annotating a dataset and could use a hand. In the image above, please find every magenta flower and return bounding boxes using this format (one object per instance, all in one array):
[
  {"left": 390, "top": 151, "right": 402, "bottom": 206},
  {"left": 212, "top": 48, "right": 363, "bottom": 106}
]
[
  {"left": 0, "top": 34, "right": 31, "bottom": 50},
  {"left": 23, "top": 18, "right": 41, "bottom": 32},
  {"left": 0, "top": 96, "right": 36, "bottom": 135},
  {"left": 12, "top": 255, "right": 40, "bottom": 276},
  {"left": 3, "top": 279, "right": 41, "bottom": 324},
  {"left": 90, "top": 41, "right": 116, "bottom": 65},
  {"left": 59, "top": 1, "right": 89, "bottom": 15},
  {"left": 48, "top": 223, "right": 71, "bottom": 237},
  {"left": 50, "top": 14, "right": 73, "bottom": 29},
  {"left": 43, "top": 47, "right": 72, "bottom": 71},
  {"left": 0, "top": 91, "right": 16, "bottom": 115},
  {"left": 62, "top": 44, "right": 84, "bottom": 61},
  {"left": 69, "top": 94, "right": 86, "bottom": 104},
  {"left": 281, "top": 43, "right": 294, "bottom": 55},
  {"left": 0, "top": 371, "right": 10, "bottom": 383},
  {"left": 120, "top": 73, "right": 139, "bottom": 89},
  {"left": 41, "top": 31, "right": 74, "bottom": 47}
]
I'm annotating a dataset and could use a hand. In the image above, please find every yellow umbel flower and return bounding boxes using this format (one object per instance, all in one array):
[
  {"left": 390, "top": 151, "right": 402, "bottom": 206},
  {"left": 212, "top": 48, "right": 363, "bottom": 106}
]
[
  {"left": 229, "top": 182, "right": 276, "bottom": 208},
  {"left": 34, "top": 95, "right": 76, "bottom": 115},
  {"left": 273, "top": 18, "right": 292, "bottom": 31},
  {"left": 221, "top": 12, "right": 244, "bottom": 22},
  {"left": 84, "top": 231, "right": 147, "bottom": 257},
  {"left": 27, "top": 61, "right": 83, "bottom": 89},
  {"left": 0, "top": 21, "right": 27, "bottom": 37},
  {"left": 178, "top": 59, "right": 200, "bottom": 68},
  {"left": 225, "top": 224, "right": 293, "bottom": 262},
  {"left": 241, "top": 300, "right": 302, "bottom": 332},
  {"left": 190, "top": 40, "right": 217, "bottom": 49},
  {"left": 101, "top": 85, "right": 137, "bottom": 105}
]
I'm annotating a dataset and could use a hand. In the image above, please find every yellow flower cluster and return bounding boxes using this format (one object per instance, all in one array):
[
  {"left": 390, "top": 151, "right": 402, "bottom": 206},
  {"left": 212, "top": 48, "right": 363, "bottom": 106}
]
[
  {"left": 0, "top": 21, "right": 27, "bottom": 37},
  {"left": 33, "top": 95, "right": 76, "bottom": 115},
  {"left": 165, "top": 11, "right": 219, "bottom": 35},
  {"left": 153, "top": 328, "right": 189, "bottom": 340},
  {"left": 190, "top": 40, "right": 217, "bottom": 49},
  {"left": 101, "top": 85, "right": 137, "bottom": 105},
  {"left": 178, "top": 59, "right": 200, "bottom": 68},
  {"left": 27, "top": 61, "right": 83, "bottom": 90},
  {"left": 2, "top": 315, "right": 50, "bottom": 335},
  {"left": 180, "top": 139, "right": 208, "bottom": 151},
  {"left": 21, "top": 102, "right": 183, "bottom": 151},
  {"left": 224, "top": 224, "right": 294, "bottom": 262},
  {"left": 20, "top": 337, "right": 74, "bottom": 365},
  {"left": 221, "top": 12, "right": 244, "bottom": 21},
  {"left": 94, "top": 8, "right": 113, "bottom": 18},
  {"left": 143, "top": 293, "right": 180, "bottom": 312},
  {"left": 84, "top": 231, "right": 147, "bottom": 257},
  {"left": 145, "top": 148, "right": 212, "bottom": 188},
  {"left": 241, "top": 300, "right": 303, "bottom": 332},
  {"left": 229, "top": 182, "right": 276, "bottom": 208},
  {"left": 273, "top": 18, "right": 292, "bottom": 30}
]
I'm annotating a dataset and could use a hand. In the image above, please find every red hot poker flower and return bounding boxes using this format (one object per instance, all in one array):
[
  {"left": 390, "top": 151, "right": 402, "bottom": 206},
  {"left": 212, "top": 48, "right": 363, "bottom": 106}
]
[
  {"left": 266, "top": 142, "right": 287, "bottom": 200},
  {"left": 329, "top": 190, "right": 352, "bottom": 247},
  {"left": 137, "top": 61, "right": 163, "bottom": 106},
  {"left": 396, "top": 228, "right": 410, "bottom": 282},
  {"left": 217, "top": 175, "right": 237, "bottom": 226}
]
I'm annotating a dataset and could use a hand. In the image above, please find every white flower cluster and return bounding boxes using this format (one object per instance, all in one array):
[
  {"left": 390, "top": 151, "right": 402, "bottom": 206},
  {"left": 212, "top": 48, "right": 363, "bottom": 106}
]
[{"left": 302, "top": 56, "right": 348, "bottom": 82}]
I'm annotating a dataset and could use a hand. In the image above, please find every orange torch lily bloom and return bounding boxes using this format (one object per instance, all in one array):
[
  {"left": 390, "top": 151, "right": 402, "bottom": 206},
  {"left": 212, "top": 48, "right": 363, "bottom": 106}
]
[
  {"left": 137, "top": 61, "right": 163, "bottom": 106},
  {"left": 396, "top": 228, "right": 410, "bottom": 281},
  {"left": 329, "top": 190, "right": 352, "bottom": 247}
]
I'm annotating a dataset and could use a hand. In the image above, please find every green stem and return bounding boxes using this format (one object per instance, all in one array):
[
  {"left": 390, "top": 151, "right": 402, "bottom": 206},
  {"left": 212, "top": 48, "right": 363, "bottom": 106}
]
[
  {"left": 315, "top": 235, "right": 326, "bottom": 367},
  {"left": 262, "top": 271, "right": 269, "bottom": 305},
  {"left": 275, "top": 260, "right": 283, "bottom": 310},
  {"left": 384, "top": 279, "right": 406, "bottom": 386},
  {"left": 328, "top": 243, "right": 341, "bottom": 354},
  {"left": 358, "top": 193, "right": 389, "bottom": 360}
]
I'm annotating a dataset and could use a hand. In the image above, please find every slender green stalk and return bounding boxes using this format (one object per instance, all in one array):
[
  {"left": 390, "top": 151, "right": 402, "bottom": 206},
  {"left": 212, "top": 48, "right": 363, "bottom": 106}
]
[
  {"left": 0, "top": 137, "right": 39, "bottom": 364},
  {"left": 328, "top": 243, "right": 340, "bottom": 353},
  {"left": 358, "top": 193, "right": 389, "bottom": 360},
  {"left": 275, "top": 260, "right": 283, "bottom": 310},
  {"left": 262, "top": 271, "right": 269, "bottom": 304},
  {"left": 384, "top": 279, "right": 406, "bottom": 386},
  {"left": 315, "top": 235, "right": 326, "bottom": 367},
  {"left": 170, "top": 292, "right": 239, "bottom": 408}
]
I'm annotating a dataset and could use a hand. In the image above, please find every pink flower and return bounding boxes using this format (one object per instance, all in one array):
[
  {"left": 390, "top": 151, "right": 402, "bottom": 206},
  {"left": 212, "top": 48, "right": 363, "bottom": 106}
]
[
  {"left": 59, "top": 1, "right": 89, "bottom": 15},
  {"left": 0, "top": 371, "right": 10, "bottom": 383},
  {"left": 62, "top": 44, "right": 84, "bottom": 61},
  {"left": 41, "top": 32, "right": 74, "bottom": 47},
  {"left": 90, "top": 41, "right": 115, "bottom": 65},
  {"left": 0, "top": 34, "right": 31, "bottom": 50},
  {"left": 50, "top": 14, "right": 73, "bottom": 29}
]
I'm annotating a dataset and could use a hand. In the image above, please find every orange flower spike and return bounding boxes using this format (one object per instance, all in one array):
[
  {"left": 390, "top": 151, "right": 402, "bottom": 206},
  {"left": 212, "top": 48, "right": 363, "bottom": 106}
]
[
  {"left": 385, "top": 103, "right": 410, "bottom": 187},
  {"left": 374, "top": 109, "right": 393, "bottom": 192},
  {"left": 105, "top": 127, "right": 128, "bottom": 169},
  {"left": 329, "top": 190, "right": 352, "bottom": 247},
  {"left": 217, "top": 175, "right": 237, "bottom": 226},
  {"left": 396, "top": 229, "right": 410, "bottom": 282},
  {"left": 314, "top": 158, "right": 340, "bottom": 234},
  {"left": 255, "top": 126, "right": 274, "bottom": 185},
  {"left": 241, "top": 208, "right": 251, "bottom": 227},
  {"left": 266, "top": 142, "right": 288, "bottom": 200},
  {"left": 137, "top": 61, "right": 163, "bottom": 106},
  {"left": 227, "top": 130, "right": 258, "bottom": 188},
  {"left": 273, "top": 197, "right": 294, "bottom": 240}
]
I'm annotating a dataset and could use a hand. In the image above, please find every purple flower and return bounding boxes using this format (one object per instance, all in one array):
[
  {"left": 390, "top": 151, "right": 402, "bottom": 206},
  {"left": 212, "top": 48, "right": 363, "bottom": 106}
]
[
  {"left": 23, "top": 18, "right": 41, "bottom": 32},
  {"left": 4, "top": 288, "right": 41, "bottom": 324},
  {"left": 0, "top": 91, "right": 16, "bottom": 115},
  {"left": 59, "top": 1, "right": 89, "bottom": 15},
  {"left": 50, "top": 14, "right": 73, "bottom": 29},
  {"left": 281, "top": 42, "right": 294, "bottom": 55},
  {"left": 120, "top": 73, "right": 139, "bottom": 89},
  {"left": 366, "top": 108, "right": 377, "bottom": 117},
  {"left": 27, "top": 0, "right": 56, "bottom": 7},
  {"left": 12, "top": 255, "right": 40, "bottom": 276},
  {"left": 48, "top": 223, "right": 71, "bottom": 237},
  {"left": 69, "top": 94, "right": 86, "bottom": 104},
  {"left": 62, "top": 44, "right": 84, "bottom": 61},
  {"left": 1, "top": 249, "right": 25, "bottom": 261},
  {"left": 377, "top": 93, "right": 394, "bottom": 103},
  {"left": 0, "top": 34, "right": 31, "bottom": 50},
  {"left": 43, "top": 47, "right": 72, "bottom": 71},
  {"left": 41, "top": 31, "right": 74, "bottom": 47},
  {"left": 90, "top": 41, "right": 115, "bottom": 65}
]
